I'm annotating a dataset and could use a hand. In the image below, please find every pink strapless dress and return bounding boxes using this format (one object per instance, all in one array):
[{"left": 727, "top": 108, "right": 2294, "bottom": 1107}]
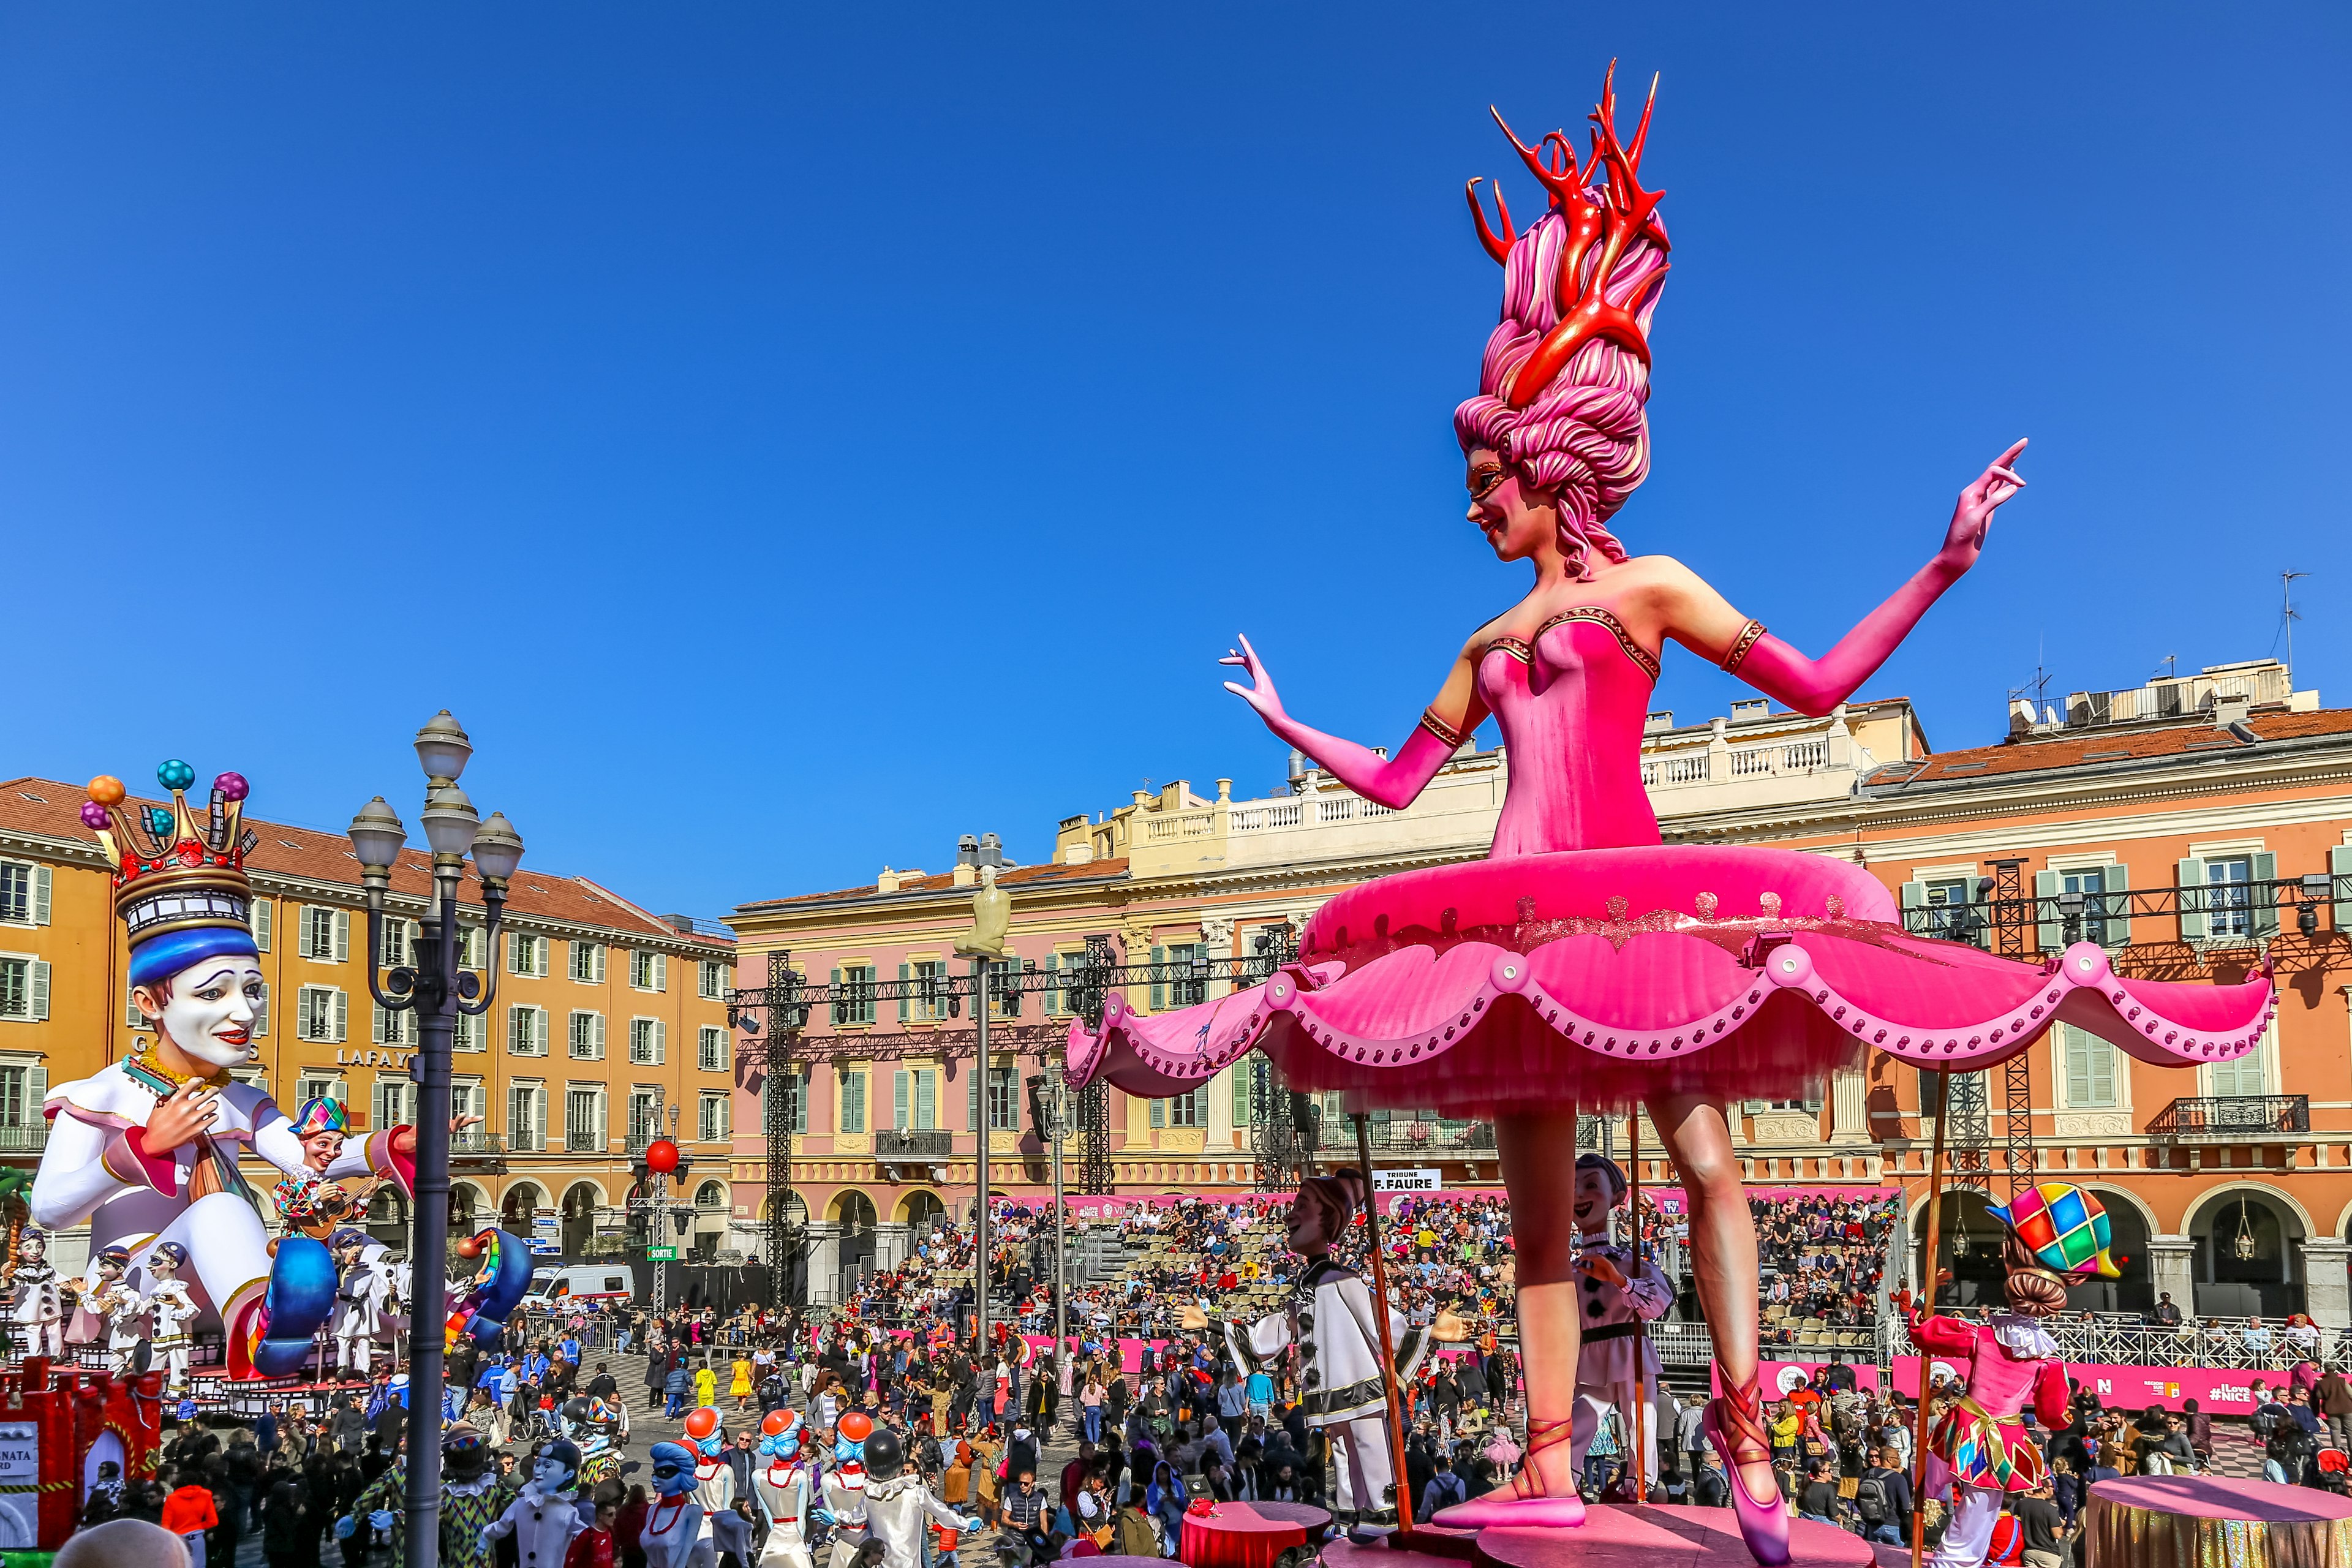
[{"left": 1066, "top": 611, "right": 2273, "bottom": 1111}]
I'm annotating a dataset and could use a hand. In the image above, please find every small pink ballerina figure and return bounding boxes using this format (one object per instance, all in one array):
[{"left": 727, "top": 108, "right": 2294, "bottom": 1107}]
[{"left": 1909, "top": 1182, "right": 2120, "bottom": 1568}]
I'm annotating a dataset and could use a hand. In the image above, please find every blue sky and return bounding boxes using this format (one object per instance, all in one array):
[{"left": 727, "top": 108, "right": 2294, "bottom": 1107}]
[{"left": 4, "top": 6, "right": 2346, "bottom": 918}]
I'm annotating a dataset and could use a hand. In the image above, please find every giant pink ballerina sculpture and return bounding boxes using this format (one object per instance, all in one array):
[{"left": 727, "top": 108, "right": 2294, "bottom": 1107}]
[{"left": 1063, "top": 65, "right": 2273, "bottom": 1566}]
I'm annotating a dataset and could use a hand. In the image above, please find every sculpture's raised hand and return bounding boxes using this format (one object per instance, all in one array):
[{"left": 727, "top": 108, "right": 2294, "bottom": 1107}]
[
  {"left": 1218, "top": 634, "right": 1287, "bottom": 730},
  {"left": 1939, "top": 438, "right": 2027, "bottom": 575}
]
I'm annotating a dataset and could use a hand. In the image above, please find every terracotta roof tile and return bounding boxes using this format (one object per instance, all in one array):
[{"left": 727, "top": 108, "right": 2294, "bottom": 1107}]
[
  {"left": 0, "top": 777, "right": 728, "bottom": 946},
  {"left": 1866, "top": 709, "right": 2352, "bottom": 787},
  {"left": 739, "top": 858, "right": 1131, "bottom": 911}
]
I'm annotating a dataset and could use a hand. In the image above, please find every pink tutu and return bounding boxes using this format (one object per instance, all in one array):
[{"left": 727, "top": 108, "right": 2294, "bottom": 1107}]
[{"left": 1066, "top": 843, "right": 2274, "bottom": 1114}]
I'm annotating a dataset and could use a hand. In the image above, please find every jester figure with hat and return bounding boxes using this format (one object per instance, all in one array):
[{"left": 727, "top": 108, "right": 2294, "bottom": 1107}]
[
  {"left": 1909, "top": 1183, "right": 2115, "bottom": 1568},
  {"left": 3, "top": 1226, "right": 63, "bottom": 1359},
  {"left": 1180, "top": 1170, "right": 1471, "bottom": 1526},
  {"left": 271, "top": 1095, "right": 382, "bottom": 1241},
  {"left": 1566, "top": 1153, "right": 1672, "bottom": 1492},
  {"left": 1064, "top": 61, "right": 2274, "bottom": 1566},
  {"left": 31, "top": 763, "right": 432, "bottom": 1377}
]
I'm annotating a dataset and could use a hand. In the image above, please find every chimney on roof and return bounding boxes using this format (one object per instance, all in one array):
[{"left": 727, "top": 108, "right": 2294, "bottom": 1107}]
[
  {"left": 977, "top": 832, "right": 1005, "bottom": 868},
  {"left": 2214, "top": 692, "right": 2252, "bottom": 729}
]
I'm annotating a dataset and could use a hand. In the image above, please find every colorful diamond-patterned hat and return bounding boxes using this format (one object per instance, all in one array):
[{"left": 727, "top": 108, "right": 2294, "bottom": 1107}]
[{"left": 1988, "top": 1182, "right": 2121, "bottom": 1279}]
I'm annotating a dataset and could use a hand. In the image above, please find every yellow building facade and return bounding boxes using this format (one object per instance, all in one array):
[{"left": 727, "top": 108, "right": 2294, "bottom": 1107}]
[{"left": 0, "top": 776, "right": 736, "bottom": 1274}]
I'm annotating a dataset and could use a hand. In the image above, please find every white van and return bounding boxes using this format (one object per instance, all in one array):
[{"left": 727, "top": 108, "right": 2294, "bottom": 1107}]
[{"left": 523, "top": 1262, "right": 637, "bottom": 1308}]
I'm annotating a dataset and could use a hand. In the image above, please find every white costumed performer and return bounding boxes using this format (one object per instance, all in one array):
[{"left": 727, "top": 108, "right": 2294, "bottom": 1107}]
[
  {"left": 1184, "top": 1170, "right": 1468, "bottom": 1525},
  {"left": 6, "top": 1229, "right": 64, "bottom": 1359},
  {"left": 1565, "top": 1153, "right": 1671, "bottom": 1491}
]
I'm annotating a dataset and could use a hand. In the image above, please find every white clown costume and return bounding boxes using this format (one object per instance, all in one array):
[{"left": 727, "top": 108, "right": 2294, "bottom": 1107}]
[
  {"left": 6, "top": 1235, "right": 64, "bottom": 1360},
  {"left": 1222, "top": 1256, "right": 1430, "bottom": 1523},
  {"left": 31, "top": 764, "right": 416, "bottom": 1379}
]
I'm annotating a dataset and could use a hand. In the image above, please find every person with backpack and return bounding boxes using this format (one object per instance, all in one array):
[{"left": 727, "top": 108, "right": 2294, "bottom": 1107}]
[
  {"left": 1855, "top": 1445, "right": 1912, "bottom": 1547},
  {"left": 1421, "top": 1454, "right": 1469, "bottom": 1518}
]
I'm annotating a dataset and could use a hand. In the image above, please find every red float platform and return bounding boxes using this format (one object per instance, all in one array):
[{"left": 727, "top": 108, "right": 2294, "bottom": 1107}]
[
  {"left": 1321, "top": 1509, "right": 1872, "bottom": 1568},
  {"left": 1178, "top": 1500, "right": 1332, "bottom": 1568}
]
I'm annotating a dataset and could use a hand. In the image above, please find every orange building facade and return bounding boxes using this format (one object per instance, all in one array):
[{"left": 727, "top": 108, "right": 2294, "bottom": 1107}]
[{"left": 0, "top": 778, "right": 736, "bottom": 1274}]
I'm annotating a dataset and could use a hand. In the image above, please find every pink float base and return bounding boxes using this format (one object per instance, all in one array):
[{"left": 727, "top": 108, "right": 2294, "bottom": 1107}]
[{"left": 1321, "top": 1509, "right": 1873, "bottom": 1568}]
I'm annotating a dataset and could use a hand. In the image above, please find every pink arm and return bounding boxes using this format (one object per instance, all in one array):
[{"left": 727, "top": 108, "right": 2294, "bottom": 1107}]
[
  {"left": 1732, "top": 559, "right": 1962, "bottom": 718},
  {"left": 1262, "top": 717, "right": 1458, "bottom": 812},
  {"left": 1905, "top": 1312, "right": 1981, "bottom": 1358},
  {"left": 2032, "top": 1359, "right": 2071, "bottom": 1430}
]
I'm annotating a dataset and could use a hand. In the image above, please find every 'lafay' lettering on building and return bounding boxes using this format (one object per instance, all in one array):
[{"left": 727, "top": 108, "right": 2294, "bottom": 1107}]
[{"left": 333, "top": 1049, "right": 415, "bottom": 1070}]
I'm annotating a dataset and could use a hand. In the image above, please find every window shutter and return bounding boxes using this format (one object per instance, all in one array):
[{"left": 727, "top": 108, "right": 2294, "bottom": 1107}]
[
  {"left": 1150, "top": 945, "right": 1166, "bottom": 1011},
  {"left": 899, "top": 963, "right": 911, "bottom": 1022},
  {"left": 1150, "top": 1098, "right": 1166, "bottom": 1128},
  {"left": 373, "top": 1005, "right": 386, "bottom": 1044},
  {"left": 1044, "top": 953, "right": 1060, "bottom": 1016},
  {"left": 595, "top": 945, "right": 607, "bottom": 983},
  {"left": 1740, "top": 1098, "right": 1769, "bottom": 1114},
  {"left": 1233, "top": 1063, "right": 1252, "bottom": 1127},
  {"left": 126, "top": 981, "right": 142, "bottom": 1028},
  {"left": 31, "top": 867, "right": 50, "bottom": 926},
  {"left": 2176, "top": 858, "right": 2207, "bottom": 940},
  {"left": 894, "top": 1070, "right": 910, "bottom": 1130},
  {"left": 2252, "top": 851, "right": 2280, "bottom": 935},
  {"left": 535, "top": 1090, "right": 548, "bottom": 1149},
  {"left": 29, "top": 962, "right": 48, "bottom": 1022},
  {"left": 25, "top": 1065, "right": 45, "bottom": 1112},
  {"left": 655, "top": 954, "right": 666, "bottom": 991},
  {"left": 333, "top": 989, "right": 349, "bottom": 1042},
  {"left": 254, "top": 984, "right": 270, "bottom": 1038},
  {"left": 1898, "top": 881, "right": 1926, "bottom": 936},
  {"left": 2033, "top": 870, "right": 2062, "bottom": 952},
  {"left": 2103, "top": 863, "right": 2132, "bottom": 947},
  {"left": 1801, "top": 1096, "right": 1823, "bottom": 1115},
  {"left": 2334, "top": 846, "right": 2352, "bottom": 930},
  {"left": 595, "top": 1014, "right": 608, "bottom": 1060},
  {"left": 1001, "top": 960, "right": 1021, "bottom": 1018},
  {"left": 252, "top": 899, "right": 271, "bottom": 951},
  {"left": 967, "top": 1068, "right": 979, "bottom": 1132},
  {"left": 831, "top": 967, "right": 843, "bottom": 1027},
  {"left": 333, "top": 910, "right": 350, "bottom": 963},
  {"left": 654, "top": 1020, "right": 666, "bottom": 1065}
]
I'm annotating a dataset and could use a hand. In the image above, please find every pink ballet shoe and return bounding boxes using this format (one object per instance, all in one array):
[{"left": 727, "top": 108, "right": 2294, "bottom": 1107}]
[
  {"left": 1703, "top": 1378, "right": 1790, "bottom": 1566},
  {"left": 1431, "top": 1415, "right": 1586, "bottom": 1529}
]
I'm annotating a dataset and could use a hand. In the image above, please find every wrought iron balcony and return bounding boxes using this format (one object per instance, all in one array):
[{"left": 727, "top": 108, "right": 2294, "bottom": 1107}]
[
  {"left": 0, "top": 1123, "right": 49, "bottom": 1155},
  {"left": 2146, "top": 1095, "right": 2310, "bottom": 1142},
  {"left": 451, "top": 1129, "right": 503, "bottom": 1156},
  {"left": 875, "top": 1129, "right": 955, "bottom": 1159},
  {"left": 1359, "top": 1120, "right": 1499, "bottom": 1155}
]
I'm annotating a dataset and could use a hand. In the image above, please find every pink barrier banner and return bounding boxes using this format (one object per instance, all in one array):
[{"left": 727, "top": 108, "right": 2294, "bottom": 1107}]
[
  {"left": 1890, "top": 1356, "right": 2269, "bottom": 1414},
  {"left": 1709, "top": 1359, "right": 1882, "bottom": 1398}
]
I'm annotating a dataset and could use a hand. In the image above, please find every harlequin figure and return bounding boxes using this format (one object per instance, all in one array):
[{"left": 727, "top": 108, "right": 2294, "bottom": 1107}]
[
  {"left": 6, "top": 1227, "right": 64, "bottom": 1359},
  {"left": 1910, "top": 1182, "right": 2117, "bottom": 1568},
  {"left": 1566, "top": 1155, "right": 1672, "bottom": 1492},
  {"left": 145, "top": 1241, "right": 200, "bottom": 1396},
  {"left": 1182, "top": 1171, "right": 1468, "bottom": 1525},
  {"left": 272, "top": 1097, "right": 377, "bottom": 1240},
  {"left": 347, "top": 1419, "right": 507, "bottom": 1568},
  {"left": 32, "top": 765, "right": 423, "bottom": 1376}
]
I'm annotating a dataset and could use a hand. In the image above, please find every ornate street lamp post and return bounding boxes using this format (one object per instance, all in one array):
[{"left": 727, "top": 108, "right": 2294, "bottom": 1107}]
[{"left": 348, "top": 711, "right": 526, "bottom": 1568}]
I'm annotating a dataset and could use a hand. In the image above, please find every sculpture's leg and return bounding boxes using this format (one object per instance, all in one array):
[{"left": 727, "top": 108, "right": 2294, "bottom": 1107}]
[
  {"left": 1339, "top": 1414, "right": 1395, "bottom": 1522},
  {"left": 1431, "top": 1110, "right": 1586, "bottom": 1526},
  {"left": 1650, "top": 1092, "right": 1787, "bottom": 1565}
]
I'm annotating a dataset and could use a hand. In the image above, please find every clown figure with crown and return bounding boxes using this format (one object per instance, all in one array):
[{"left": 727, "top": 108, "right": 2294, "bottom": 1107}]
[
  {"left": 1908, "top": 1182, "right": 2117, "bottom": 1568},
  {"left": 28, "top": 763, "right": 432, "bottom": 1379}
]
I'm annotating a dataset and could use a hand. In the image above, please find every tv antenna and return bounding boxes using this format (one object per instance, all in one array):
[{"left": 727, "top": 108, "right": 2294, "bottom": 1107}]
[{"left": 2281, "top": 571, "right": 2310, "bottom": 677}]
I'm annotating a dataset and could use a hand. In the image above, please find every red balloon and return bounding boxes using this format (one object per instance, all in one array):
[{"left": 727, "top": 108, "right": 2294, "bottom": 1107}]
[
  {"left": 839, "top": 1412, "right": 873, "bottom": 1442},
  {"left": 684, "top": 1406, "right": 720, "bottom": 1441},
  {"left": 646, "top": 1139, "right": 680, "bottom": 1175}
]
